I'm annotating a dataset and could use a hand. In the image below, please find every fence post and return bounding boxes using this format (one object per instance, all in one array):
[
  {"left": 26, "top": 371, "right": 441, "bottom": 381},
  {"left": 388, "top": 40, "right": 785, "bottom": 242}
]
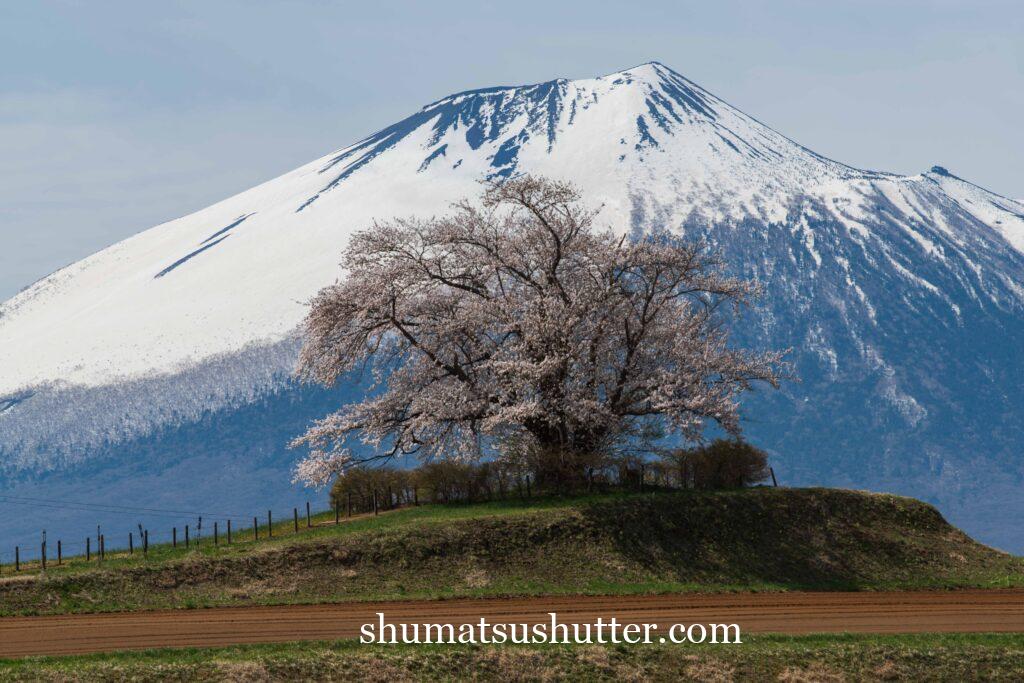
[
  {"left": 41, "top": 539, "right": 46, "bottom": 571},
  {"left": 129, "top": 532, "right": 133, "bottom": 555},
  {"left": 100, "top": 535, "right": 105, "bottom": 561},
  {"left": 770, "top": 466, "right": 778, "bottom": 487},
  {"left": 58, "top": 540, "right": 62, "bottom": 565},
  {"left": 268, "top": 510, "right": 273, "bottom": 538},
  {"left": 227, "top": 520, "right": 232, "bottom": 545},
  {"left": 86, "top": 537, "right": 91, "bottom": 561},
  {"left": 15, "top": 547, "right": 19, "bottom": 571},
  {"left": 173, "top": 527, "right": 177, "bottom": 548},
  {"left": 306, "top": 501, "right": 311, "bottom": 528},
  {"left": 253, "top": 516, "right": 259, "bottom": 541},
  {"left": 144, "top": 530, "right": 148, "bottom": 557},
  {"left": 293, "top": 507, "right": 299, "bottom": 533},
  {"left": 214, "top": 521, "right": 219, "bottom": 546}
]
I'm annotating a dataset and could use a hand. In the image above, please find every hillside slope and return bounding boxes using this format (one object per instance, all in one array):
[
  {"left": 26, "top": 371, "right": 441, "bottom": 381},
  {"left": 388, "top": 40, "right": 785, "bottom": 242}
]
[{"left": 1, "top": 490, "right": 1020, "bottom": 617}]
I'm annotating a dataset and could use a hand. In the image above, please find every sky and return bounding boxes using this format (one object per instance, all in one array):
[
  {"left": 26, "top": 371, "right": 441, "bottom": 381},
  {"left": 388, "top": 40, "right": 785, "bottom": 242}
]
[{"left": 1, "top": 0, "right": 1021, "bottom": 300}]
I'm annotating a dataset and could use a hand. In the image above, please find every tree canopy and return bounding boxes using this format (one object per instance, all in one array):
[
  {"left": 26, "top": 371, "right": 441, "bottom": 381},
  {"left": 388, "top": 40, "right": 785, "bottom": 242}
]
[{"left": 292, "top": 176, "right": 784, "bottom": 487}]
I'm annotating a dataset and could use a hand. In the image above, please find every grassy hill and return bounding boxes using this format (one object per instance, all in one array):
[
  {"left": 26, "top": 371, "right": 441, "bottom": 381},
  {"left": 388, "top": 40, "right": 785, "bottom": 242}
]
[{"left": 0, "top": 488, "right": 1021, "bottom": 616}]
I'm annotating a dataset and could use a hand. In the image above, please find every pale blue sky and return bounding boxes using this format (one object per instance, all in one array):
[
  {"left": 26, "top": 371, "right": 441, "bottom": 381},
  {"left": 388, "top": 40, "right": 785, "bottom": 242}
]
[{"left": 1, "top": 0, "right": 1021, "bottom": 300}]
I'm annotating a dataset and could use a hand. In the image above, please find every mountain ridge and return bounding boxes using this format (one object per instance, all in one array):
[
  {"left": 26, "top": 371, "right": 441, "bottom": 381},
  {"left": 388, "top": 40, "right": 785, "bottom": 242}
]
[{"left": 4, "top": 61, "right": 1020, "bottom": 395}]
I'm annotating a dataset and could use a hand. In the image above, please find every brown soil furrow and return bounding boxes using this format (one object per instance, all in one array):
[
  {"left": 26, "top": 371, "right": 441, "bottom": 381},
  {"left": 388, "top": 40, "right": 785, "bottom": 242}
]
[{"left": 1, "top": 590, "right": 1022, "bottom": 657}]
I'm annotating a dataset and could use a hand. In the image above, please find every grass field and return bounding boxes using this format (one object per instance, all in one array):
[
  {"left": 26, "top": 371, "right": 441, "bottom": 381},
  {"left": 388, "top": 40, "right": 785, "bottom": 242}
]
[
  {"left": 0, "top": 488, "right": 1021, "bottom": 617},
  {"left": 2, "top": 634, "right": 1023, "bottom": 681}
]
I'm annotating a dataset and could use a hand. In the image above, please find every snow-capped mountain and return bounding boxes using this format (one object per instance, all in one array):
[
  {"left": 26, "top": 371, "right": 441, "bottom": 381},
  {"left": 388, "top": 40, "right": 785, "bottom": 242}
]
[{"left": 2, "top": 62, "right": 1023, "bottom": 551}]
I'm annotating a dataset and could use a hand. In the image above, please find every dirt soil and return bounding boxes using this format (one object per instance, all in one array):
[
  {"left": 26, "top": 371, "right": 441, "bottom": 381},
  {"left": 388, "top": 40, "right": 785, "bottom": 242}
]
[{"left": 1, "top": 590, "right": 1022, "bottom": 657}]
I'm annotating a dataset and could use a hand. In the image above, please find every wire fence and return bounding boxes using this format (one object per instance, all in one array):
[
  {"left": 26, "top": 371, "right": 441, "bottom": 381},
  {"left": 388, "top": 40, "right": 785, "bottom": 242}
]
[{"left": 0, "top": 490, "right": 399, "bottom": 574}]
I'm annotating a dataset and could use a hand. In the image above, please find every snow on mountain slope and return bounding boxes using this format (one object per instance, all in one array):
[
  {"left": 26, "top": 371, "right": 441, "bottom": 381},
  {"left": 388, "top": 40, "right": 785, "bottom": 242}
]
[
  {"left": 0, "top": 63, "right": 882, "bottom": 392},
  {"left": 2, "top": 62, "right": 1024, "bottom": 550},
  {"left": 3, "top": 62, "right": 1019, "bottom": 395}
]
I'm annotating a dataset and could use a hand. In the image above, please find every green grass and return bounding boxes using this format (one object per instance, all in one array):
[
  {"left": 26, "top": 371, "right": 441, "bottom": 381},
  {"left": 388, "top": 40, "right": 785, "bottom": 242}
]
[
  {"left": 0, "top": 495, "right": 584, "bottom": 576},
  {"left": 1, "top": 488, "right": 1021, "bottom": 617},
  {"left": 3, "top": 634, "right": 1024, "bottom": 681}
]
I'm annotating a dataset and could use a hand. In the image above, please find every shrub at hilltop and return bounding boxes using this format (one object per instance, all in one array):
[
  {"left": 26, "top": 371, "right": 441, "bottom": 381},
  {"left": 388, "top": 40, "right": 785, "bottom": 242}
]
[
  {"left": 329, "top": 438, "right": 770, "bottom": 509},
  {"left": 653, "top": 439, "right": 770, "bottom": 490},
  {"left": 293, "top": 176, "right": 785, "bottom": 492}
]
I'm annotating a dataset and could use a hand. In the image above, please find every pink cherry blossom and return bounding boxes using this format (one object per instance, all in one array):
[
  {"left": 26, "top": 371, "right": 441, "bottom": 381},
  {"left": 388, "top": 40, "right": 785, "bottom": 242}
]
[{"left": 292, "top": 176, "right": 786, "bottom": 487}]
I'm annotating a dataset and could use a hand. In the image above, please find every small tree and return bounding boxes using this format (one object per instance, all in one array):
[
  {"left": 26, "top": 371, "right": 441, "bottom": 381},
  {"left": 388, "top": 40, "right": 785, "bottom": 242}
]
[
  {"left": 292, "top": 176, "right": 785, "bottom": 488},
  {"left": 329, "top": 466, "right": 411, "bottom": 511},
  {"left": 661, "top": 439, "right": 770, "bottom": 489}
]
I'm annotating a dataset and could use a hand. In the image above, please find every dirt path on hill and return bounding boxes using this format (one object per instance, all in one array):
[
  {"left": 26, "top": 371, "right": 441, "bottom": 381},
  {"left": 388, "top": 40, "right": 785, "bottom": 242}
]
[{"left": 1, "top": 590, "right": 1022, "bottom": 657}]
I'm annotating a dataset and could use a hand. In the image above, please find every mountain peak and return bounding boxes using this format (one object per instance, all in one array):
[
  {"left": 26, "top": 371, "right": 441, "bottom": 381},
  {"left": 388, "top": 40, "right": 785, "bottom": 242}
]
[
  {"left": 604, "top": 60, "right": 673, "bottom": 78},
  {"left": 293, "top": 59, "right": 859, "bottom": 222},
  {"left": 594, "top": 61, "right": 710, "bottom": 102}
]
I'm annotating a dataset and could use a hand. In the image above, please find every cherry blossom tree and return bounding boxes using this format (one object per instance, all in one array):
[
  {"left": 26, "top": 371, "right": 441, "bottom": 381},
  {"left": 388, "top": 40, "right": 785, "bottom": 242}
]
[{"left": 292, "top": 176, "right": 785, "bottom": 488}]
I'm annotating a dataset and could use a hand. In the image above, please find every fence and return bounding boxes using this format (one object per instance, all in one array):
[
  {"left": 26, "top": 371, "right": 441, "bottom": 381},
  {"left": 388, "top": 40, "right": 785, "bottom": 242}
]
[
  {"left": 0, "top": 474, "right": 549, "bottom": 573},
  {"left": 0, "top": 491, "right": 403, "bottom": 575}
]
